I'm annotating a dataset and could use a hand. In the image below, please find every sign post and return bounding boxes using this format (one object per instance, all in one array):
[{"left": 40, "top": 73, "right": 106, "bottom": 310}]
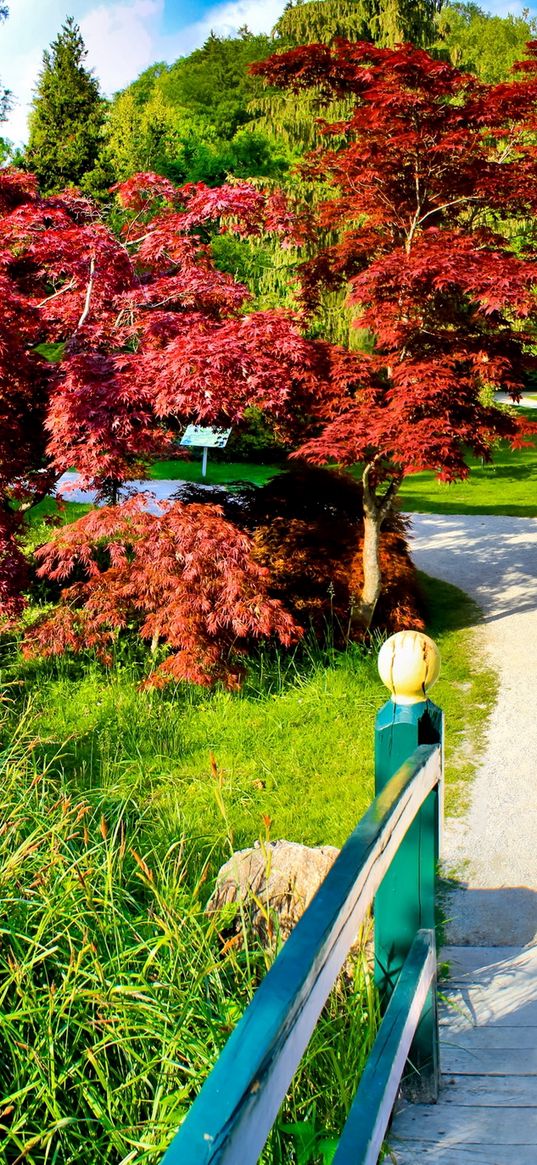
[{"left": 180, "top": 425, "right": 232, "bottom": 479}]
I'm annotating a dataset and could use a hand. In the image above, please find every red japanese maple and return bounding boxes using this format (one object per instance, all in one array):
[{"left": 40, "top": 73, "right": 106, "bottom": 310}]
[
  {"left": 0, "top": 168, "right": 323, "bottom": 673},
  {"left": 24, "top": 497, "right": 298, "bottom": 687},
  {"left": 252, "top": 40, "right": 537, "bottom": 625}
]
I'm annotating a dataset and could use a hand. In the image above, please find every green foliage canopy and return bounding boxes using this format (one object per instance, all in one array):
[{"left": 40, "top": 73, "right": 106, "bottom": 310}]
[
  {"left": 105, "top": 29, "right": 288, "bottom": 186},
  {"left": 435, "top": 3, "right": 537, "bottom": 83},
  {"left": 275, "top": 0, "right": 442, "bottom": 48}
]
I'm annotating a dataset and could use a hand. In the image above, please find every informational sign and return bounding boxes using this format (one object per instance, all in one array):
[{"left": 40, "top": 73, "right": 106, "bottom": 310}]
[
  {"left": 180, "top": 424, "right": 232, "bottom": 478},
  {"left": 180, "top": 425, "right": 232, "bottom": 450}
]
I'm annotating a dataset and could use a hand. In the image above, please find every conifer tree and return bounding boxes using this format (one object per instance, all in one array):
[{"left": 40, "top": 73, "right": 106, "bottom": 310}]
[{"left": 26, "top": 17, "right": 108, "bottom": 194}]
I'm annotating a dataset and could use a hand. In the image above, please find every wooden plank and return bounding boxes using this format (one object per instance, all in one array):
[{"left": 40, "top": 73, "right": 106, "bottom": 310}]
[
  {"left": 441, "top": 945, "right": 537, "bottom": 980},
  {"left": 439, "top": 992, "right": 537, "bottom": 1029},
  {"left": 161, "top": 745, "right": 441, "bottom": 1165},
  {"left": 332, "top": 930, "right": 436, "bottom": 1165},
  {"left": 392, "top": 1103, "right": 537, "bottom": 1144},
  {"left": 390, "top": 1143, "right": 537, "bottom": 1164},
  {"left": 441, "top": 1044, "right": 537, "bottom": 1075},
  {"left": 391, "top": 946, "right": 537, "bottom": 1162},
  {"left": 438, "top": 1074, "right": 537, "bottom": 1107},
  {"left": 440, "top": 1024, "right": 537, "bottom": 1049}
]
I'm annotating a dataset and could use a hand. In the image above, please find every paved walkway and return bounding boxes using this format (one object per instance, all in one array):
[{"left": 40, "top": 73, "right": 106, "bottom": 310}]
[
  {"left": 55, "top": 472, "right": 205, "bottom": 506},
  {"left": 392, "top": 515, "right": 537, "bottom": 1163},
  {"left": 409, "top": 513, "right": 537, "bottom": 947}
]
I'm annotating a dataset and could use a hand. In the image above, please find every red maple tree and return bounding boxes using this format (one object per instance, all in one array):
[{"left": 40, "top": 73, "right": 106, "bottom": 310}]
[
  {"left": 24, "top": 498, "right": 298, "bottom": 688},
  {"left": 0, "top": 168, "right": 326, "bottom": 676},
  {"left": 252, "top": 40, "right": 537, "bottom": 625}
]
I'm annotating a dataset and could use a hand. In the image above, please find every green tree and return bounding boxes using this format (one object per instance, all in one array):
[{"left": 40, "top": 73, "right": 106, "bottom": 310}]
[
  {"left": 435, "top": 3, "right": 537, "bottom": 83},
  {"left": 25, "top": 16, "right": 111, "bottom": 194},
  {"left": 275, "top": 0, "right": 442, "bottom": 49},
  {"left": 104, "top": 30, "right": 287, "bottom": 187}
]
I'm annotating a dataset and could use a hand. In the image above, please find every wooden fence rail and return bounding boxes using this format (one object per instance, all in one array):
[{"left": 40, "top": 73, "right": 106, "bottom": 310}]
[{"left": 162, "top": 727, "right": 442, "bottom": 1165}]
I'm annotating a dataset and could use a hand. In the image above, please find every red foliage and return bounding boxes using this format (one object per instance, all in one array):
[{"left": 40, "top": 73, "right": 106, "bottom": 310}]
[
  {"left": 8, "top": 36, "right": 537, "bottom": 658},
  {"left": 23, "top": 498, "right": 299, "bottom": 687},
  {"left": 253, "top": 40, "right": 537, "bottom": 482},
  {"left": 0, "top": 167, "right": 325, "bottom": 626},
  {"left": 247, "top": 469, "right": 424, "bottom": 637}
]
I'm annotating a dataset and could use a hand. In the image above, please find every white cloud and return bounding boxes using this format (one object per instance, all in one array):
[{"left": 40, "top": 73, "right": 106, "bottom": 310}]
[
  {"left": 483, "top": 1, "right": 535, "bottom": 14},
  {"left": 170, "top": 0, "right": 285, "bottom": 50},
  {"left": 80, "top": 0, "right": 164, "bottom": 95}
]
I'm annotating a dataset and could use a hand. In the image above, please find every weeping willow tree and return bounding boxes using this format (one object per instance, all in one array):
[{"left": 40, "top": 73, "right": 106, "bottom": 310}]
[
  {"left": 246, "top": 0, "right": 444, "bottom": 344},
  {"left": 276, "top": 0, "right": 442, "bottom": 50}
]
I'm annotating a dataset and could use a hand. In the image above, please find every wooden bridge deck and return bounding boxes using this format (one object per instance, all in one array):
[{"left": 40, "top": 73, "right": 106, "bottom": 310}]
[{"left": 389, "top": 944, "right": 537, "bottom": 1164}]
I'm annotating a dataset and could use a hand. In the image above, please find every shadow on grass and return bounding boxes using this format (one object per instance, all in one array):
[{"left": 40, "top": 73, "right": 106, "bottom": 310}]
[{"left": 418, "top": 571, "right": 483, "bottom": 635}]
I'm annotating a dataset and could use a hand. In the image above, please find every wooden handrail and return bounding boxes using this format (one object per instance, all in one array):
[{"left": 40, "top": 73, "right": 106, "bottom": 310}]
[
  {"left": 333, "top": 927, "right": 437, "bottom": 1164},
  {"left": 162, "top": 743, "right": 442, "bottom": 1165}
]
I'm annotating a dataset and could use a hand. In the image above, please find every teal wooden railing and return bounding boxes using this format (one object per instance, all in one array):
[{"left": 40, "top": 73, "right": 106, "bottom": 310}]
[{"left": 162, "top": 632, "right": 443, "bottom": 1165}]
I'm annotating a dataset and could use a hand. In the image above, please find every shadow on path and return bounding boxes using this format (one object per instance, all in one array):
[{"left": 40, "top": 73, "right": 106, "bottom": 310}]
[{"left": 442, "top": 883, "right": 537, "bottom": 947}]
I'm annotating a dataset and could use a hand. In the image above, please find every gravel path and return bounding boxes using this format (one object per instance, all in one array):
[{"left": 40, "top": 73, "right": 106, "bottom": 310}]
[{"left": 408, "top": 514, "right": 537, "bottom": 947}]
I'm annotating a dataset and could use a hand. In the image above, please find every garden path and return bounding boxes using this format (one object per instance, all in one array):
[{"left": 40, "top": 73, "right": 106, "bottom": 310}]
[
  {"left": 392, "top": 518, "right": 537, "bottom": 1162},
  {"left": 55, "top": 472, "right": 203, "bottom": 506},
  {"left": 408, "top": 513, "right": 537, "bottom": 947}
]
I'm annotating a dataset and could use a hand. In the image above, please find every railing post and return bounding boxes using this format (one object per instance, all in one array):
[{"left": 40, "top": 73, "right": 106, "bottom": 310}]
[{"left": 374, "top": 630, "right": 443, "bottom": 1102}]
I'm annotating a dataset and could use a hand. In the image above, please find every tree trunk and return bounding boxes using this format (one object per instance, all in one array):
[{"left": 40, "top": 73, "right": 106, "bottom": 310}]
[
  {"left": 351, "top": 462, "right": 403, "bottom": 633},
  {"left": 353, "top": 503, "right": 383, "bottom": 632}
]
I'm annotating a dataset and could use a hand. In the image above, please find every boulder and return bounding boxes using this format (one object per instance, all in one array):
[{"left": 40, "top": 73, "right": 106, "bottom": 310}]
[{"left": 207, "top": 839, "right": 340, "bottom": 943}]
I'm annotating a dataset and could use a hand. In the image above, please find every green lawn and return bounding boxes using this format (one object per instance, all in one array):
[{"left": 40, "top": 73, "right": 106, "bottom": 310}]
[
  {"left": 13, "top": 573, "right": 492, "bottom": 866},
  {"left": 148, "top": 458, "right": 281, "bottom": 487},
  {"left": 399, "top": 431, "right": 537, "bottom": 515}
]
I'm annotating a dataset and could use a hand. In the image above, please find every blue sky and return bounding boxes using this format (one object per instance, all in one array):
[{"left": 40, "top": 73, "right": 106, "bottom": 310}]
[{"left": 1, "top": 0, "right": 535, "bottom": 144}]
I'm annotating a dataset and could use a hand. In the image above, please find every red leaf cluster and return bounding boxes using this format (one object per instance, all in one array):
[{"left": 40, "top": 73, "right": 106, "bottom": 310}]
[
  {"left": 0, "top": 167, "right": 325, "bottom": 621},
  {"left": 24, "top": 498, "right": 299, "bottom": 687},
  {"left": 253, "top": 40, "right": 537, "bottom": 480}
]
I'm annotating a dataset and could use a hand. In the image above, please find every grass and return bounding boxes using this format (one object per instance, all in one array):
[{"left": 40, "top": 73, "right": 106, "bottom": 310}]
[
  {"left": 10, "top": 571, "right": 492, "bottom": 863},
  {"left": 5, "top": 483, "right": 498, "bottom": 1162},
  {"left": 399, "top": 435, "right": 537, "bottom": 516},
  {"left": 21, "top": 497, "right": 93, "bottom": 553},
  {"left": 147, "top": 458, "right": 281, "bottom": 487},
  {"left": 0, "top": 569, "right": 493, "bottom": 1165},
  {"left": 418, "top": 572, "right": 496, "bottom": 816},
  {"left": 0, "top": 570, "right": 494, "bottom": 1164},
  {"left": 0, "top": 692, "right": 379, "bottom": 1164}
]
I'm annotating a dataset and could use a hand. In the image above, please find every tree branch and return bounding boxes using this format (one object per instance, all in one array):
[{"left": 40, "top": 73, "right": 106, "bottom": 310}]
[
  {"left": 37, "top": 278, "right": 76, "bottom": 307},
  {"left": 418, "top": 195, "right": 478, "bottom": 226},
  {"left": 76, "top": 256, "right": 95, "bottom": 329}
]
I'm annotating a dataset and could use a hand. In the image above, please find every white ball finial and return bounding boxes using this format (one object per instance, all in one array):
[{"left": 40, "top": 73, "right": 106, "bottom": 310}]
[{"left": 378, "top": 631, "right": 440, "bottom": 705}]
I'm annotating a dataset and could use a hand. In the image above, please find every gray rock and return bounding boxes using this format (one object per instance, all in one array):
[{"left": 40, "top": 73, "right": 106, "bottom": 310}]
[{"left": 207, "top": 839, "right": 340, "bottom": 943}]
